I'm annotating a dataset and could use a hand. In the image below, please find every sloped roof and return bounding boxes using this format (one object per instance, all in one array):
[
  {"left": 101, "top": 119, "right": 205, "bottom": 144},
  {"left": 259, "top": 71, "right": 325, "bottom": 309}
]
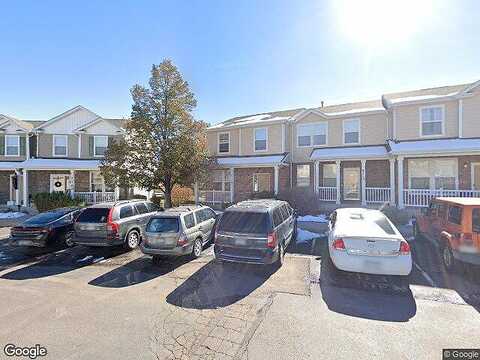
[
  {"left": 383, "top": 83, "right": 469, "bottom": 101},
  {"left": 0, "top": 114, "right": 35, "bottom": 131},
  {"left": 316, "top": 99, "right": 384, "bottom": 115},
  {"left": 208, "top": 108, "right": 304, "bottom": 130}
]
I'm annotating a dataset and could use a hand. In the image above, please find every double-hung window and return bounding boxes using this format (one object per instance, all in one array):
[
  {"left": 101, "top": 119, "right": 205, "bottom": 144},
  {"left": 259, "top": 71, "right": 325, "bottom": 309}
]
[
  {"left": 5, "top": 135, "right": 20, "bottom": 156},
  {"left": 408, "top": 158, "right": 457, "bottom": 190},
  {"left": 94, "top": 136, "right": 108, "bottom": 157},
  {"left": 218, "top": 132, "right": 230, "bottom": 153},
  {"left": 297, "top": 123, "right": 327, "bottom": 147},
  {"left": 420, "top": 106, "right": 444, "bottom": 136},
  {"left": 296, "top": 165, "right": 310, "bottom": 187},
  {"left": 254, "top": 128, "right": 267, "bottom": 151},
  {"left": 53, "top": 135, "right": 68, "bottom": 157},
  {"left": 322, "top": 164, "right": 337, "bottom": 187},
  {"left": 343, "top": 119, "right": 360, "bottom": 144}
]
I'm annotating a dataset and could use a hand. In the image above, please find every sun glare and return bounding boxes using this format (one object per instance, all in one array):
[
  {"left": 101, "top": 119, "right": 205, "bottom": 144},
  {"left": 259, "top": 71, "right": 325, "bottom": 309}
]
[{"left": 333, "top": 0, "right": 436, "bottom": 49}]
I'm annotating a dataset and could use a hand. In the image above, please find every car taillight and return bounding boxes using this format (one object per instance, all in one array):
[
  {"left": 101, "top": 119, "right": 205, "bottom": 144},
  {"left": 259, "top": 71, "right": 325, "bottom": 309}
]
[
  {"left": 177, "top": 233, "right": 188, "bottom": 246},
  {"left": 106, "top": 208, "right": 119, "bottom": 237},
  {"left": 332, "top": 238, "right": 346, "bottom": 251},
  {"left": 399, "top": 241, "right": 410, "bottom": 255},
  {"left": 267, "top": 232, "right": 277, "bottom": 249}
]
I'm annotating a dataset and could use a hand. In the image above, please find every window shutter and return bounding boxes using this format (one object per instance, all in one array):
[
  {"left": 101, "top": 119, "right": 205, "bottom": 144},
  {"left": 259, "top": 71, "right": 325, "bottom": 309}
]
[
  {"left": 0, "top": 135, "right": 4, "bottom": 155},
  {"left": 20, "top": 136, "right": 26, "bottom": 156},
  {"left": 89, "top": 136, "right": 94, "bottom": 157}
]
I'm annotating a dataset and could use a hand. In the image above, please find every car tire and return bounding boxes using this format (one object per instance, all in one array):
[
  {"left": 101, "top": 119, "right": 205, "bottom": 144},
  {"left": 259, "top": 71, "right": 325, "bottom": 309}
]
[
  {"left": 63, "top": 230, "right": 75, "bottom": 247},
  {"left": 442, "top": 242, "right": 455, "bottom": 272},
  {"left": 152, "top": 255, "right": 162, "bottom": 265},
  {"left": 275, "top": 241, "right": 285, "bottom": 268},
  {"left": 125, "top": 230, "right": 141, "bottom": 250},
  {"left": 191, "top": 238, "right": 203, "bottom": 259}
]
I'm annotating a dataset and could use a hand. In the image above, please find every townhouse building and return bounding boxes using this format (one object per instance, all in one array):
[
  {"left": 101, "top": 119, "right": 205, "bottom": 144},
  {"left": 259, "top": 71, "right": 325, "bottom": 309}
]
[
  {"left": 201, "top": 80, "right": 480, "bottom": 209},
  {"left": 0, "top": 105, "right": 125, "bottom": 206}
]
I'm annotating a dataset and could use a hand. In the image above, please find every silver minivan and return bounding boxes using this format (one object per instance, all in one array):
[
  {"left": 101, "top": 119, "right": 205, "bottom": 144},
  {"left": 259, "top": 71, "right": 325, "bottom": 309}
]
[{"left": 140, "top": 205, "right": 217, "bottom": 263}]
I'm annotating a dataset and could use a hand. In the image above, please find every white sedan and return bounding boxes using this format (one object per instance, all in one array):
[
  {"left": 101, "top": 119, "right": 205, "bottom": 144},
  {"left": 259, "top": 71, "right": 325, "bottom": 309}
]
[{"left": 328, "top": 208, "right": 412, "bottom": 276}]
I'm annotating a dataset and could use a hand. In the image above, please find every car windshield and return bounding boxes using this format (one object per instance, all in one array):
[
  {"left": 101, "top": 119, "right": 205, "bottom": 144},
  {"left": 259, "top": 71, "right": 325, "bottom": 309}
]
[
  {"left": 23, "top": 209, "right": 72, "bottom": 225},
  {"left": 147, "top": 217, "right": 179, "bottom": 233},
  {"left": 76, "top": 208, "right": 110, "bottom": 223},
  {"left": 218, "top": 211, "right": 268, "bottom": 234}
]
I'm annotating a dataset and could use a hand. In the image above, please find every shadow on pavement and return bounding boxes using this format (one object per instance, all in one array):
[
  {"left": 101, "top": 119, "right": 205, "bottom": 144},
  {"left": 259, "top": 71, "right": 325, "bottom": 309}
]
[
  {"left": 1, "top": 246, "right": 129, "bottom": 280},
  {"left": 319, "top": 248, "right": 417, "bottom": 322},
  {"left": 89, "top": 255, "right": 192, "bottom": 288},
  {"left": 166, "top": 261, "right": 277, "bottom": 309}
]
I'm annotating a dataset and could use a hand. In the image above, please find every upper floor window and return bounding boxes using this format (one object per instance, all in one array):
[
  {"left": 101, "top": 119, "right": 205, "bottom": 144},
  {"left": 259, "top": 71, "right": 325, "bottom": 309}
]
[
  {"left": 254, "top": 128, "right": 267, "bottom": 151},
  {"left": 218, "top": 132, "right": 230, "bottom": 153},
  {"left": 343, "top": 119, "right": 360, "bottom": 144},
  {"left": 5, "top": 135, "right": 20, "bottom": 156},
  {"left": 297, "top": 123, "right": 327, "bottom": 147},
  {"left": 296, "top": 164, "right": 310, "bottom": 187},
  {"left": 94, "top": 136, "right": 108, "bottom": 157},
  {"left": 53, "top": 135, "right": 68, "bottom": 157},
  {"left": 420, "top": 106, "right": 444, "bottom": 136}
]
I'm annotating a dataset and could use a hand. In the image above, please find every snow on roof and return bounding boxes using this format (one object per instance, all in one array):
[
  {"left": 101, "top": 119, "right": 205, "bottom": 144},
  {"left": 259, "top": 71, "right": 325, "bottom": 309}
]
[
  {"left": 208, "top": 113, "right": 294, "bottom": 130},
  {"left": 216, "top": 154, "right": 287, "bottom": 167},
  {"left": 388, "top": 138, "right": 480, "bottom": 155},
  {"left": 388, "top": 92, "right": 458, "bottom": 105},
  {"left": 0, "top": 162, "right": 23, "bottom": 170},
  {"left": 323, "top": 107, "right": 385, "bottom": 116},
  {"left": 310, "top": 145, "right": 388, "bottom": 160},
  {"left": 21, "top": 158, "right": 101, "bottom": 170}
]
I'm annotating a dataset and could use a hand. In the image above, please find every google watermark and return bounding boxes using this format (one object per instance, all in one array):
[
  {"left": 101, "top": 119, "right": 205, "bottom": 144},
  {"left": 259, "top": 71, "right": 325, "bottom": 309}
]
[
  {"left": 444, "top": 349, "right": 480, "bottom": 360},
  {"left": 4, "top": 344, "right": 47, "bottom": 359}
]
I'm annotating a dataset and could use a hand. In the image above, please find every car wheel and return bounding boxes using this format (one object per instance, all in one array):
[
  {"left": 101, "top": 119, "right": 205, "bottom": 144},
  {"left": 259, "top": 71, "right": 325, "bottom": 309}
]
[
  {"left": 442, "top": 243, "right": 455, "bottom": 272},
  {"left": 64, "top": 230, "right": 75, "bottom": 247},
  {"left": 152, "top": 255, "right": 162, "bottom": 265},
  {"left": 125, "top": 230, "right": 140, "bottom": 250},
  {"left": 191, "top": 238, "right": 203, "bottom": 259}
]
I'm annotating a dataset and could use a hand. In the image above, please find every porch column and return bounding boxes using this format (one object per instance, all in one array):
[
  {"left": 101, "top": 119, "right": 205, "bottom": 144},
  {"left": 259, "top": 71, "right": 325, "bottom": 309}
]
[
  {"left": 361, "top": 159, "right": 366, "bottom": 206},
  {"left": 397, "top": 156, "right": 404, "bottom": 209},
  {"left": 274, "top": 165, "right": 279, "bottom": 195},
  {"left": 389, "top": 158, "right": 396, "bottom": 206},
  {"left": 70, "top": 170, "right": 75, "bottom": 198},
  {"left": 229, "top": 168, "right": 234, "bottom": 202},
  {"left": 15, "top": 170, "right": 21, "bottom": 206},
  {"left": 22, "top": 169, "right": 28, "bottom": 207},
  {"left": 194, "top": 181, "right": 199, "bottom": 205},
  {"left": 115, "top": 186, "right": 120, "bottom": 201},
  {"left": 335, "top": 160, "right": 341, "bottom": 204},
  {"left": 314, "top": 161, "right": 319, "bottom": 194},
  {"left": 26, "top": 135, "right": 30, "bottom": 159}
]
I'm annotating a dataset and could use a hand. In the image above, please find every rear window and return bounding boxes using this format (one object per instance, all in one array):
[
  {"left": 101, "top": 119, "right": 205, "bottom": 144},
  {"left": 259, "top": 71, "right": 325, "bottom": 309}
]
[
  {"left": 373, "top": 216, "right": 396, "bottom": 235},
  {"left": 473, "top": 208, "right": 480, "bottom": 233},
  {"left": 147, "top": 217, "right": 179, "bottom": 233},
  {"left": 76, "top": 208, "right": 110, "bottom": 223},
  {"left": 218, "top": 211, "right": 268, "bottom": 234},
  {"left": 24, "top": 209, "right": 73, "bottom": 225},
  {"left": 448, "top": 206, "right": 462, "bottom": 225}
]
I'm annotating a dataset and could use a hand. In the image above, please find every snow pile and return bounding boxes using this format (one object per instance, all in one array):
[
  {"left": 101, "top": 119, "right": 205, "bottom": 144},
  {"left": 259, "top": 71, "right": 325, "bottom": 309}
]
[
  {"left": 296, "top": 229, "right": 321, "bottom": 244},
  {"left": 0, "top": 212, "right": 26, "bottom": 219},
  {"left": 297, "top": 214, "right": 329, "bottom": 223}
]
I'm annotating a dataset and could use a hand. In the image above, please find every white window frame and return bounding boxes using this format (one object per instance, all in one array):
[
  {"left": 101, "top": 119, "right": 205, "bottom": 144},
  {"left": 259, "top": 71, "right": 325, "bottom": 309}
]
[
  {"left": 93, "top": 135, "right": 108, "bottom": 157},
  {"left": 419, "top": 105, "right": 445, "bottom": 137},
  {"left": 296, "top": 122, "right": 328, "bottom": 148},
  {"left": 322, "top": 163, "right": 337, "bottom": 187},
  {"left": 296, "top": 164, "right": 311, "bottom": 187},
  {"left": 52, "top": 134, "right": 68, "bottom": 157},
  {"left": 217, "top": 132, "right": 230, "bottom": 154},
  {"left": 89, "top": 170, "right": 113, "bottom": 192},
  {"left": 5, "top": 135, "right": 20, "bottom": 157},
  {"left": 408, "top": 158, "right": 458, "bottom": 190},
  {"left": 343, "top": 119, "right": 361, "bottom": 145},
  {"left": 471, "top": 162, "right": 480, "bottom": 191},
  {"left": 253, "top": 127, "right": 268, "bottom": 152}
]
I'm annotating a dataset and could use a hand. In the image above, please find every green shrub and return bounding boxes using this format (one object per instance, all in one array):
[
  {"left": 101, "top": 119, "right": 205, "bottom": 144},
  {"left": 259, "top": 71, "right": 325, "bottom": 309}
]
[{"left": 32, "top": 192, "right": 85, "bottom": 212}]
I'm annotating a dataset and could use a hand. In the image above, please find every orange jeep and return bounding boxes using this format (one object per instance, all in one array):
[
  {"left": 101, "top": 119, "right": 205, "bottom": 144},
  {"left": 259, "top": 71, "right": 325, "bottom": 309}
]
[{"left": 414, "top": 197, "right": 480, "bottom": 271}]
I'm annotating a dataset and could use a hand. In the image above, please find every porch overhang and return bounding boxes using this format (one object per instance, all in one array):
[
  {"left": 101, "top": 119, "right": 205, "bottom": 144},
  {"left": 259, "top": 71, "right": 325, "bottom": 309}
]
[
  {"left": 388, "top": 138, "right": 480, "bottom": 157},
  {"left": 20, "top": 158, "right": 101, "bottom": 170},
  {"left": 310, "top": 145, "right": 389, "bottom": 161},
  {"left": 216, "top": 153, "right": 288, "bottom": 168},
  {"left": 0, "top": 162, "right": 23, "bottom": 171}
]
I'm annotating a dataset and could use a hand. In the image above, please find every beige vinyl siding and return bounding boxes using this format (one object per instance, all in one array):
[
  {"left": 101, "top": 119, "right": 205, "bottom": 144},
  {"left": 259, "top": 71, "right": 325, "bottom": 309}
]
[
  {"left": 394, "top": 100, "right": 459, "bottom": 140},
  {"left": 462, "top": 92, "right": 480, "bottom": 137},
  {"left": 80, "top": 134, "right": 122, "bottom": 158},
  {"left": 240, "top": 124, "right": 283, "bottom": 155},
  {"left": 37, "top": 134, "right": 78, "bottom": 157},
  {"left": 291, "top": 112, "right": 388, "bottom": 163}
]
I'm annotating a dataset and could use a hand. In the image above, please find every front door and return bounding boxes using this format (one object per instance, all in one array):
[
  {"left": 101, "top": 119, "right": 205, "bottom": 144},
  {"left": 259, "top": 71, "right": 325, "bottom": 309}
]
[
  {"left": 9, "top": 174, "right": 23, "bottom": 203},
  {"left": 343, "top": 167, "right": 360, "bottom": 201},
  {"left": 50, "top": 174, "right": 70, "bottom": 193},
  {"left": 472, "top": 163, "right": 480, "bottom": 190}
]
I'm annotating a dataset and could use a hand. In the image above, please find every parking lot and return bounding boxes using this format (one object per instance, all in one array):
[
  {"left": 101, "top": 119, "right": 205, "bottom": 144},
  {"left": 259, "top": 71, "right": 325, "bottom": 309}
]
[{"left": 0, "top": 224, "right": 479, "bottom": 360}]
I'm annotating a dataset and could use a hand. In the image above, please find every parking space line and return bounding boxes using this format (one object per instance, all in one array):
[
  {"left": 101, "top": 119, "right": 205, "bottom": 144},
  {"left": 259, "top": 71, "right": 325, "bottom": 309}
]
[{"left": 414, "top": 261, "right": 436, "bottom": 287}]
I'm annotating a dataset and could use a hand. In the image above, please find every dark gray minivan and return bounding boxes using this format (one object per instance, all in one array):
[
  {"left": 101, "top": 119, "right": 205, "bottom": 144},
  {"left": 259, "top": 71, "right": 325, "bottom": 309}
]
[
  {"left": 214, "top": 199, "right": 296, "bottom": 266},
  {"left": 71, "top": 200, "right": 161, "bottom": 249}
]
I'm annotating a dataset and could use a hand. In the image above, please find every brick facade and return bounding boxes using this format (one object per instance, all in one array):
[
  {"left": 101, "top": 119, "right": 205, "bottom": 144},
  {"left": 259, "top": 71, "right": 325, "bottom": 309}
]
[
  {"left": 365, "top": 160, "right": 390, "bottom": 187},
  {"left": 233, "top": 167, "right": 274, "bottom": 202},
  {"left": 0, "top": 171, "right": 14, "bottom": 204},
  {"left": 75, "top": 171, "right": 91, "bottom": 192}
]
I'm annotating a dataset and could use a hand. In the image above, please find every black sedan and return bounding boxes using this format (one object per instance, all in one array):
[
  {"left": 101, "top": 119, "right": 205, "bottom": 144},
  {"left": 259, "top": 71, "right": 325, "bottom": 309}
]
[{"left": 9, "top": 208, "right": 82, "bottom": 248}]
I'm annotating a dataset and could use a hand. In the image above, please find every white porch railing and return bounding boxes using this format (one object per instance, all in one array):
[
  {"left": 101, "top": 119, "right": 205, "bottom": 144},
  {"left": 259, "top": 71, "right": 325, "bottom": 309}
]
[
  {"left": 403, "top": 189, "right": 480, "bottom": 207},
  {"left": 198, "top": 190, "right": 232, "bottom": 204},
  {"left": 318, "top": 187, "right": 337, "bottom": 202},
  {"left": 365, "top": 187, "right": 391, "bottom": 204},
  {"left": 75, "top": 192, "right": 117, "bottom": 204}
]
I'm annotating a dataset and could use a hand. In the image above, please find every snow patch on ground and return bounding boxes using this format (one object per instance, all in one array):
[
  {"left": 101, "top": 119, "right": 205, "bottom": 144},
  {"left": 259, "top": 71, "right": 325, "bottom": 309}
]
[
  {"left": 297, "top": 214, "right": 328, "bottom": 223},
  {"left": 296, "top": 229, "right": 321, "bottom": 244},
  {"left": 0, "top": 212, "right": 26, "bottom": 219}
]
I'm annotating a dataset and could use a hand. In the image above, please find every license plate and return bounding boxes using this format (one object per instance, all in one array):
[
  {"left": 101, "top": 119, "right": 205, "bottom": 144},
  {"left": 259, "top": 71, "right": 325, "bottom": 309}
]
[
  {"left": 235, "top": 238, "right": 247, "bottom": 246},
  {"left": 459, "top": 245, "right": 478, "bottom": 254},
  {"left": 83, "top": 224, "right": 97, "bottom": 231},
  {"left": 18, "top": 240, "right": 33, "bottom": 246}
]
